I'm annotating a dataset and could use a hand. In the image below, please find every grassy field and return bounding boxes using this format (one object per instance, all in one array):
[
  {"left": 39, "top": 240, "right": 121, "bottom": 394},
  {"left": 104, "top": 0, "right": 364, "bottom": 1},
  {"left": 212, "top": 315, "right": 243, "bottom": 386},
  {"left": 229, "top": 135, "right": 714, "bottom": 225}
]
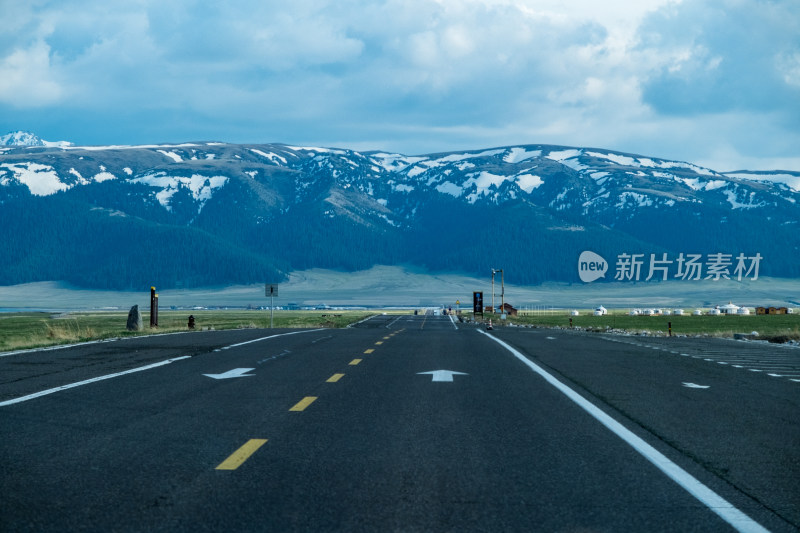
[
  {"left": 0, "top": 310, "right": 380, "bottom": 353},
  {"left": 3, "top": 308, "right": 799, "bottom": 353},
  {"left": 478, "top": 311, "right": 800, "bottom": 340}
]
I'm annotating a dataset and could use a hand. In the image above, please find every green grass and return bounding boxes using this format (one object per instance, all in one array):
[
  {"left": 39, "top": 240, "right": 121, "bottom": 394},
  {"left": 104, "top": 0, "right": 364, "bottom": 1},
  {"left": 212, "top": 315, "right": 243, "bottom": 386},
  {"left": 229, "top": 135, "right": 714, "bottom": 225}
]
[
  {"left": 0, "top": 310, "right": 378, "bottom": 352},
  {"left": 476, "top": 310, "right": 800, "bottom": 340}
]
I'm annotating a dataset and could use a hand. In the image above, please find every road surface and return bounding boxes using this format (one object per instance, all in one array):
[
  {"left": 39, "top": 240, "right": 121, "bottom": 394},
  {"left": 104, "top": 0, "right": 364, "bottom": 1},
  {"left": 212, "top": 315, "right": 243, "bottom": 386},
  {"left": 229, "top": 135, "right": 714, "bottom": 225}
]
[{"left": 1, "top": 315, "right": 797, "bottom": 531}]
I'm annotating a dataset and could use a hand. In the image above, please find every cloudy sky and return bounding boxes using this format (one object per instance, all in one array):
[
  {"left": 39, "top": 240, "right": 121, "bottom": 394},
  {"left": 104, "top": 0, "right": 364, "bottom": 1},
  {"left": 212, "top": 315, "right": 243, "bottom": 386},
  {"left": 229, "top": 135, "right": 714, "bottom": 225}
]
[{"left": 1, "top": 0, "right": 798, "bottom": 171}]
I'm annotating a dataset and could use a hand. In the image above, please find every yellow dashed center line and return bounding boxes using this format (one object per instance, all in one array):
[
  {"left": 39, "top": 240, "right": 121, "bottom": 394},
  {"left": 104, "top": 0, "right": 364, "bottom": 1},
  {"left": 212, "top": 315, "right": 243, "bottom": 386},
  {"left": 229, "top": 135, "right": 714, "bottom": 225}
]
[
  {"left": 327, "top": 373, "right": 345, "bottom": 383},
  {"left": 364, "top": 348, "right": 375, "bottom": 354},
  {"left": 375, "top": 341, "right": 383, "bottom": 345},
  {"left": 216, "top": 439, "right": 268, "bottom": 470},
  {"left": 349, "top": 359, "right": 362, "bottom": 365},
  {"left": 290, "top": 396, "right": 318, "bottom": 411},
  {"left": 383, "top": 336, "right": 391, "bottom": 340}
]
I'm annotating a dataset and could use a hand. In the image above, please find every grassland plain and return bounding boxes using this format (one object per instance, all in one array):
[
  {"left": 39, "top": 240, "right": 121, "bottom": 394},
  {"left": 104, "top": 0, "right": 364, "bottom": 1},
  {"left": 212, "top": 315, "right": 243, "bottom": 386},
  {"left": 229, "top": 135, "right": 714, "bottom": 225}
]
[
  {"left": 0, "top": 310, "right": 379, "bottom": 353},
  {"left": 482, "top": 310, "right": 800, "bottom": 341}
]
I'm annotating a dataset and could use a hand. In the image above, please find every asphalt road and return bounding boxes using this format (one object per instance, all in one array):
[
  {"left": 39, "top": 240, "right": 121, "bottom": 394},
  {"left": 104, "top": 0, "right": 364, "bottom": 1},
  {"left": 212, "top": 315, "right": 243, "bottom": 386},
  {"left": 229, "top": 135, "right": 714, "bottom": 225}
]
[{"left": 1, "top": 315, "right": 797, "bottom": 532}]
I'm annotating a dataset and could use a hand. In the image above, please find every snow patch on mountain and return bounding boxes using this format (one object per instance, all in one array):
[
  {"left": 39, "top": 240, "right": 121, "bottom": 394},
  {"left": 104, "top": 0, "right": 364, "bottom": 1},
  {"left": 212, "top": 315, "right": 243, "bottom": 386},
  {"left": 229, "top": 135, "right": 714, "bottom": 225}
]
[
  {"left": 131, "top": 173, "right": 228, "bottom": 212},
  {"left": 726, "top": 172, "right": 800, "bottom": 192},
  {"left": 724, "top": 190, "right": 757, "bottom": 209},
  {"left": 546, "top": 149, "right": 583, "bottom": 161},
  {"left": 435, "top": 182, "right": 462, "bottom": 198},
  {"left": 516, "top": 174, "right": 544, "bottom": 193},
  {"left": 0, "top": 162, "right": 67, "bottom": 196},
  {"left": 93, "top": 171, "right": 117, "bottom": 183},
  {"left": 617, "top": 191, "right": 654, "bottom": 208},
  {"left": 463, "top": 171, "right": 507, "bottom": 203},
  {"left": 504, "top": 147, "right": 541, "bottom": 164},
  {"left": 157, "top": 150, "right": 183, "bottom": 163},
  {"left": 250, "top": 149, "right": 287, "bottom": 165},
  {"left": 370, "top": 153, "right": 426, "bottom": 173}
]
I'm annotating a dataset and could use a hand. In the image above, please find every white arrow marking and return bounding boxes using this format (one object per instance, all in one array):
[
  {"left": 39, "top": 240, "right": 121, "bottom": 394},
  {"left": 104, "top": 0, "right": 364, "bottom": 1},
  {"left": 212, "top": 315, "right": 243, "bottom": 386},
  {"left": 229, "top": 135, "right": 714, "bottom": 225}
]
[
  {"left": 203, "top": 368, "right": 255, "bottom": 379},
  {"left": 417, "top": 370, "right": 468, "bottom": 382},
  {"left": 682, "top": 382, "right": 710, "bottom": 389}
]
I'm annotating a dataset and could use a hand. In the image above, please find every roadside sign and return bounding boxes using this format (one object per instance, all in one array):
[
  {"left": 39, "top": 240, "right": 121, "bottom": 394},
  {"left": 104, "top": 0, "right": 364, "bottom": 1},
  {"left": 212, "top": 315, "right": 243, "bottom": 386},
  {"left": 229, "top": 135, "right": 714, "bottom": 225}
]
[{"left": 473, "top": 292, "right": 483, "bottom": 316}]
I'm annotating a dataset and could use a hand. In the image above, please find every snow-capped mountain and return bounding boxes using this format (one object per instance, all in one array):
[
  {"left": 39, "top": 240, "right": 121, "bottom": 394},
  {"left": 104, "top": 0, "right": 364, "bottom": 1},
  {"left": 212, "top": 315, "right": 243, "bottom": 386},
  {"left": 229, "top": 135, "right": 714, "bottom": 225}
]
[
  {"left": 1, "top": 138, "right": 798, "bottom": 289},
  {"left": 0, "top": 130, "right": 73, "bottom": 148}
]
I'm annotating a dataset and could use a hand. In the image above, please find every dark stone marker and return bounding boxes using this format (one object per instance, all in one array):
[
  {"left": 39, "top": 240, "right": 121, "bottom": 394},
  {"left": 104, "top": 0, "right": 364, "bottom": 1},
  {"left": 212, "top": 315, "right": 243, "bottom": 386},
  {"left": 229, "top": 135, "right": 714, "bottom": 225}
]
[{"left": 127, "top": 305, "right": 143, "bottom": 331}]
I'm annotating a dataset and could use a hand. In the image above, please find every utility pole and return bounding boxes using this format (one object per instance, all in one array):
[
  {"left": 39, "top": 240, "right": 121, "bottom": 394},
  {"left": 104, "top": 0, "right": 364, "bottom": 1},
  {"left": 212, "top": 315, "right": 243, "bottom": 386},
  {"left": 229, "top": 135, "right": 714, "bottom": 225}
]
[
  {"left": 491, "top": 270, "right": 495, "bottom": 314},
  {"left": 266, "top": 284, "right": 278, "bottom": 328},
  {"left": 501, "top": 269, "right": 505, "bottom": 314},
  {"left": 491, "top": 268, "right": 504, "bottom": 315}
]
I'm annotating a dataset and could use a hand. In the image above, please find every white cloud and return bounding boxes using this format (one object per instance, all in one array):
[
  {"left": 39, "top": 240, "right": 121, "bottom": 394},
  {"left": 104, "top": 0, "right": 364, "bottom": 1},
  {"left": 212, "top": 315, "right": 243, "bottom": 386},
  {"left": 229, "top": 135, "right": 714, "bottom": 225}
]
[
  {"left": 0, "top": 40, "right": 62, "bottom": 106},
  {"left": 0, "top": 0, "right": 797, "bottom": 172}
]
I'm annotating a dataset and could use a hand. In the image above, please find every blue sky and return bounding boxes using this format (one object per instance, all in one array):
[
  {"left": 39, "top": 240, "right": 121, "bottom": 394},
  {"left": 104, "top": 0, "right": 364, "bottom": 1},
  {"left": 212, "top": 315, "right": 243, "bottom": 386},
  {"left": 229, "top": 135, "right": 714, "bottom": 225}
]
[{"left": 1, "top": 0, "right": 798, "bottom": 171}]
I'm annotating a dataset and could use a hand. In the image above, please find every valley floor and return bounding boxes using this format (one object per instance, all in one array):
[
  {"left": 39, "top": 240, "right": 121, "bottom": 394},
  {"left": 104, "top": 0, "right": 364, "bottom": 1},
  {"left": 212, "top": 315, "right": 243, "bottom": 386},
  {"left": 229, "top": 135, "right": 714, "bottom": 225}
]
[{"left": 0, "top": 266, "right": 798, "bottom": 312}]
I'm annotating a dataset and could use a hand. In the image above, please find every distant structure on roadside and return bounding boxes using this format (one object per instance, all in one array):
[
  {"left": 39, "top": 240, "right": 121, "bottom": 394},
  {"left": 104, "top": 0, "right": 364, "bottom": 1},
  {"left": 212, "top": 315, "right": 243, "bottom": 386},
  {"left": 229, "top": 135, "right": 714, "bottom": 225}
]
[{"left": 756, "top": 306, "right": 792, "bottom": 315}]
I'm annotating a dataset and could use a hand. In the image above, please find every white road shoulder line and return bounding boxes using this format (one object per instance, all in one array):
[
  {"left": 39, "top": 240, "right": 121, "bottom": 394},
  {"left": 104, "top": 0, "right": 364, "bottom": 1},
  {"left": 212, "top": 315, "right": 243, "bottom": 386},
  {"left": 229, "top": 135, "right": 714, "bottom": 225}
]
[
  {"left": 218, "top": 329, "right": 325, "bottom": 350},
  {"left": 0, "top": 356, "right": 191, "bottom": 407},
  {"left": 477, "top": 330, "right": 769, "bottom": 533}
]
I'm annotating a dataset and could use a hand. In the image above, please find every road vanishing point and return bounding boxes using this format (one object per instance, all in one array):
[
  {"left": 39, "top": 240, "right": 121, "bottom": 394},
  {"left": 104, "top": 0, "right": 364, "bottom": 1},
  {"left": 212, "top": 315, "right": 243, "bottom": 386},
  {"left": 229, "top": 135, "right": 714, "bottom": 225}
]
[{"left": 1, "top": 314, "right": 798, "bottom": 532}]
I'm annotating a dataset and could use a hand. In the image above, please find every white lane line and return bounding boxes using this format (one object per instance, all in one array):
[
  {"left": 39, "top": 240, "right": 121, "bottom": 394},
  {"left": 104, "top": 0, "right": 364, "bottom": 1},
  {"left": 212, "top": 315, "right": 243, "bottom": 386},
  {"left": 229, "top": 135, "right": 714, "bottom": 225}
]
[
  {"left": 347, "top": 315, "right": 379, "bottom": 328},
  {"left": 478, "top": 330, "right": 769, "bottom": 533},
  {"left": 0, "top": 356, "right": 191, "bottom": 407},
  {"left": 216, "top": 329, "right": 325, "bottom": 351},
  {"left": 448, "top": 313, "right": 459, "bottom": 330}
]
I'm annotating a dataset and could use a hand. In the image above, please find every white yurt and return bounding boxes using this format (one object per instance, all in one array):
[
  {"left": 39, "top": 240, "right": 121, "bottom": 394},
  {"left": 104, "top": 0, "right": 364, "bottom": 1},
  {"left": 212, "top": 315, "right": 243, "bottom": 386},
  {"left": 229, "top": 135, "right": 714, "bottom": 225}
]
[
  {"left": 719, "top": 302, "right": 740, "bottom": 315},
  {"left": 594, "top": 306, "right": 608, "bottom": 316},
  {"left": 708, "top": 308, "right": 721, "bottom": 316},
  {"left": 570, "top": 310, "right": 580, "bottom": 316},
  {"left": 673, "top": 309, "right": 684, "bottom": 316},
  {"left": 737, "top": 307, "right": 751, "bottom": 315},
  {"left": 692, "top": 309, "right": 703, "bottom": 316}
]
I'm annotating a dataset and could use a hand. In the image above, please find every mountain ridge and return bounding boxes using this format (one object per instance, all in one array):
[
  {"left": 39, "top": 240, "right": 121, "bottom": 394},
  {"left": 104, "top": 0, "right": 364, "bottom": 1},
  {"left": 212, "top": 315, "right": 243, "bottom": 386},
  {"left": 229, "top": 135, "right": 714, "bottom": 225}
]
[{"left": 1, "top": 134, "right": 798, "bottom": 289}]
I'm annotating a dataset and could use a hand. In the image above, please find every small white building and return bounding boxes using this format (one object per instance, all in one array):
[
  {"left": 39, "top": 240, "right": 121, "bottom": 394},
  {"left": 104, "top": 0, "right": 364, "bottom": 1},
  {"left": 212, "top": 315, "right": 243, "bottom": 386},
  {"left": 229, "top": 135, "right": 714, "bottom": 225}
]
[
  {"left": 719, "top": 302, "right": 740, "bottom": 315},
  {"left": 737, "top": 307, "right": 751, "bottom": 315},
  {"left": 692, "top": 309, "right": 703, "bottom": 316},
  {"left": 673, "top": 309, "right": 684, "bottom": 316},
  {"left": 570, "top": 310, "right": 580, "bottom": 316},
  {"left": 708, "top": 308, "right": 721, "bottom": 316},
  {"left": 594, "top": 306, "right": 608, "bottom": 316},
  {"left": 629, "top": 309, "right": 641, "bottom": 316}
]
